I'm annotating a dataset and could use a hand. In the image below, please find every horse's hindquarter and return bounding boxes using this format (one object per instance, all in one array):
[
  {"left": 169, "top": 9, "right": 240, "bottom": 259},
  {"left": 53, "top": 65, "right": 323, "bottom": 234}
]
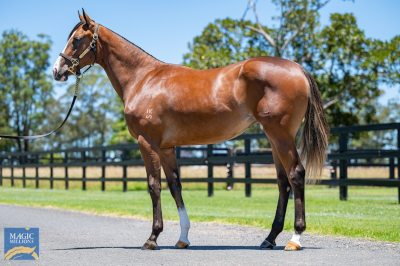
[
  {"left": 241, "top": 57, "right": 309, "bottom": 138},
  {"left": 124, "top": 57, "right": 309, "bottom": 148}
]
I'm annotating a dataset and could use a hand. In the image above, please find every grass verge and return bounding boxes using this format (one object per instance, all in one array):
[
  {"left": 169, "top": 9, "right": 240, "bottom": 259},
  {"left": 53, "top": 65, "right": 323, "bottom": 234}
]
[{"left": 0, "top": 186, "right": 398, "bottom": 242}]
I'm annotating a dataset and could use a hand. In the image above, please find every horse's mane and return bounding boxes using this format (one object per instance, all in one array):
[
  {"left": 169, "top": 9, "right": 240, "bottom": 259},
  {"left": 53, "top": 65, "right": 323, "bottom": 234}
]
[
  {"left": 102, "top": 25, "right": 163, "bottom": 63},
  {"left": 67, "top": 20, "right": 163, "bottom": 63}
]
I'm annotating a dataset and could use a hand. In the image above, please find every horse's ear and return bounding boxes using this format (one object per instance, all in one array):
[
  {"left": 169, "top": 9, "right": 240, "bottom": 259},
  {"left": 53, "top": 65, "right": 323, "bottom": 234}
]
[
  {"left": 78, "top": 10, "right": 85, "bottom": 21},
  {"left": 82, "top": 8, "right": 95, "bottom": 26}
]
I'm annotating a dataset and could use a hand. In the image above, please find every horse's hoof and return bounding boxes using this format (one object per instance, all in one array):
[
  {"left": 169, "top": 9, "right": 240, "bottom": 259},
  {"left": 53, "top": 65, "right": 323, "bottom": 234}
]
[
  {"left": 260, "top": 239, "right": 275, "bottom": 249},
  {"left": 175, "top": 240, "right": 189, "bottom": 249},
  {"left": 141, "top": 240, "right": 158, "bottom": 250},
  {"left": 284, "top": 241, "right": 301, "bottom": 251}
]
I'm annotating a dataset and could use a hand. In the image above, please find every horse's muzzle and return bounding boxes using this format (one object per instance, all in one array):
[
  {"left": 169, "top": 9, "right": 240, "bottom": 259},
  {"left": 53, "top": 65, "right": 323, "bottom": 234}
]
[{"left": 54, "top": 68, "right": 68, "bottom": 82}]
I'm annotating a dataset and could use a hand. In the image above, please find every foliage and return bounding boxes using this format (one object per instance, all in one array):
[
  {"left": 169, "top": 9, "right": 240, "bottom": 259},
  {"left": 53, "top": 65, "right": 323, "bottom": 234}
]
[
  {"left": 316, "top": 13, "right": 386, "bottom": 127},
  {"left": 183, "top": 18, "right": 271, "bottom": 70},
  {"left": 35, "top": 66, "right": 121, "bottom": 150},
  {"left": 0, "top": 30, "right": 53, "bottom": 152},
  {"left": 350, "top": 98, "right": 400, "bottom": 151},
  {"left": 182, "top": 1, "right": 400, "bottom": 142}
]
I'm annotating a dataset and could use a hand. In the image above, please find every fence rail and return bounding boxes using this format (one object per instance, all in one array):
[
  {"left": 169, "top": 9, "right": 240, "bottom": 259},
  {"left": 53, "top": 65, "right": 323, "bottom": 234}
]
[{"left": 1, "top": 123, "right": 399, "bottom": 203}]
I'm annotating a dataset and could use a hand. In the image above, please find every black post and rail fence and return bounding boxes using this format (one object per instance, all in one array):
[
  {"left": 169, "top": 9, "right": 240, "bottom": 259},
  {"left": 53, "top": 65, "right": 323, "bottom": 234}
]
[{"left": 0, "top": 123, "right": 399, "bottom": 203}]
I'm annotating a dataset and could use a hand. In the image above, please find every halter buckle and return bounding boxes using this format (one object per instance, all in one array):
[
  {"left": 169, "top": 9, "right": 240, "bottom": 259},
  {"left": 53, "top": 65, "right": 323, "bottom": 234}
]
[
  {"left": 93, "top": 33, "right": 98, "bottom": 40},
  {"left": 72, "top": 59, "right": 79, "bottom": 67}
]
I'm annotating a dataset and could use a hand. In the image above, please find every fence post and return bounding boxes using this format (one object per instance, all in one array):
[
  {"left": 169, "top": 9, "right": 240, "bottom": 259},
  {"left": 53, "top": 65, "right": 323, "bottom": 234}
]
[
  {"left": 82, "top": 151, "right": 86, "bottom": 191},
  {"left": 11, "top": 156, "right": 14, "bottom": 187},
  {"left": 245, "top": 139, "right": 251, "bottom": 197},
  {"left": 330, "top": 160, "right": 338, "bottom": 188},
  {"left": 50, "top": 153, "right": 54, "bottom": 189},
  {"left": 64, "top": 152, "right": 69, "bottom": 190},
  {"left": 397, "top": 128, "right": 400, "bottom": 204},
  {"left": 101, "top": 150, "right": 106, "bottom": 191},
  {"left": 35, "top": 155, "right": 39, "bottom": 189},
  {"left": 389, "top": 158, "right": 395, "bottom": 179},
  {"left": 22, "top": 155, "right": 26, "bottom": 188},
  {"left": 207, "top": 144, "right": 214, "bottom": 197},
  {"left": 0, "top": 156, "right": 2, "bottom": 186},
  {"left": 339, "top": 133, "right": 348, "bottom": 201},
  {"left": 123, "top": 149, "right": 127, "bottom": 192},
  {"left": 226, "top": 148, "right": 234, "bottom": 190}
]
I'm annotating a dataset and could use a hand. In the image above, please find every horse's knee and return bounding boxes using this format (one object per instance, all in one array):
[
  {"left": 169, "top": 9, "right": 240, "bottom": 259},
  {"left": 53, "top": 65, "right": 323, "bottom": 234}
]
[
  {"left": 289, "top": 164, "right": 305, "bottom": 188},
  {"left": 148, "top": 177, "right": 161, "bottom": 196}
]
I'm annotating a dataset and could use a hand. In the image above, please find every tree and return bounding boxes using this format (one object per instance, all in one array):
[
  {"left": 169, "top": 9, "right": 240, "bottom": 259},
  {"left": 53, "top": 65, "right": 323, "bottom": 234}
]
[
  {"left": 0, "top": 30, "right": 53, "bottom": 152},
  {"left": 241, "top": 0, "right": 328, "bottom": 60},
  {"left": 183, "top": 0, "right": 399, "bottom": 131},
  {"left": 183, "top": 18, "right": 271, "bottom": 70},
  {"left": 350, "top": 98, "right": 400, "bottom": 151},
  {"left": 35, "top": 66, "right": 121, "bottom": 149}
]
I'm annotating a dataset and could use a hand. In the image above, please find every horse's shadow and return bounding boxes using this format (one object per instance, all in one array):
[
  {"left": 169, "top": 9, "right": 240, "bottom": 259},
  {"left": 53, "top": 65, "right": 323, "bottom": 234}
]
[{"left": 54, "top": 246, "right": 321, "bottom": 251}]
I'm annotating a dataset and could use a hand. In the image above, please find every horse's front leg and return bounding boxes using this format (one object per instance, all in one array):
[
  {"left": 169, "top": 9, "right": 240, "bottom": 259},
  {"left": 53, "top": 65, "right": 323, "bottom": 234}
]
[
  {"left": 138, "top": 135, "right": 163, "bottom": 250},
  {"left": 160, "top": 147, "right": 191, "bottom": 249}
]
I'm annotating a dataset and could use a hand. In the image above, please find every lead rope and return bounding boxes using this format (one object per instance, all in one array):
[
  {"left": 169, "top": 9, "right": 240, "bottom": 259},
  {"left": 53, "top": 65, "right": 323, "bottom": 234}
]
[
  {"left": 0, "top": 79, "right": 81, "bottom": 140},
  {"left": 74, "top": 76, "right": 80, "bottom": 96}
]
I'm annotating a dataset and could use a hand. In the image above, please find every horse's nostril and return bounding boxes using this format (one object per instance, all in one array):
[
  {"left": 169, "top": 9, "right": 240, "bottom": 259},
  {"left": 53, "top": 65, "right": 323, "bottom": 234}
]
[{"left": 53, "top": 68, "right": 57, "bottom": 77}]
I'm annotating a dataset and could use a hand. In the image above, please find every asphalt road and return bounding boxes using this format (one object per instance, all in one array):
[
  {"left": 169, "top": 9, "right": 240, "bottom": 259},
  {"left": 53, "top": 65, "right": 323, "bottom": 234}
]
[{"left": 0, "top": 204, "right": 399, "bottom": 266}]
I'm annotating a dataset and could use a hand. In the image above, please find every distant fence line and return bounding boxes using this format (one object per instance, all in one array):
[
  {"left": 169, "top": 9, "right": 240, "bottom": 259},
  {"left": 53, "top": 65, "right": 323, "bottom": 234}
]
[{"left": 0, "top": 123, "right": 399, "bottom": 204}]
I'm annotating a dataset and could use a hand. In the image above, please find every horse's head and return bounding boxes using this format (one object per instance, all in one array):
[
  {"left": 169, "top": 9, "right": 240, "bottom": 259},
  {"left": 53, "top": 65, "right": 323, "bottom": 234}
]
[{"left": 53, "top": 9, "right": 99, "bottom": 82}]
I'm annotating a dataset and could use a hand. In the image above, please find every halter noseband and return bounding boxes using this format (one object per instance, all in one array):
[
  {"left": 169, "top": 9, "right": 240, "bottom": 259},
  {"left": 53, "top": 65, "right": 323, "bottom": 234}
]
[{"left": 60, "top": 23, "right": 99, "bottom": 78}]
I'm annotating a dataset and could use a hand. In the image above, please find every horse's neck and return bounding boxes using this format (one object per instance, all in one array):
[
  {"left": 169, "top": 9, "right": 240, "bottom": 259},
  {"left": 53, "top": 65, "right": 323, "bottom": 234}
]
[{"left": 97, "top": 26, "right": 162, "bottom": 102}]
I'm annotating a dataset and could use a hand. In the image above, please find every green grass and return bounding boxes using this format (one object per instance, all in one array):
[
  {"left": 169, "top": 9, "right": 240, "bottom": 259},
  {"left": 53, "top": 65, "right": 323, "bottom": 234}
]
[{"left": 0, "top": 186, "right": 398, "bottom": 242}]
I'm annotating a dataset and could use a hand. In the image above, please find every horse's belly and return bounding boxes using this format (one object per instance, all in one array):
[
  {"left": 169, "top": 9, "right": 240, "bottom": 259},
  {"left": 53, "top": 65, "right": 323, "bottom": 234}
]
[{"left": 160, "top": 112, "right": 256, "bottom": 148}]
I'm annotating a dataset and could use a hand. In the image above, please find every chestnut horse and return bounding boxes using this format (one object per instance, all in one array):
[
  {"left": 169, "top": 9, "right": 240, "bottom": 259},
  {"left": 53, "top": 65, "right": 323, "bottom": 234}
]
[{"left": 53, "top": 10, "right": 329, "bottom": 251}]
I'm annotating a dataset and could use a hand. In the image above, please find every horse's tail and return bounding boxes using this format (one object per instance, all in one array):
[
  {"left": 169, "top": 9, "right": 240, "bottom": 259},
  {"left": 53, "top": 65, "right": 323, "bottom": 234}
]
[{"left": 300, "top": 66, "right": 330, "bottom": 183}]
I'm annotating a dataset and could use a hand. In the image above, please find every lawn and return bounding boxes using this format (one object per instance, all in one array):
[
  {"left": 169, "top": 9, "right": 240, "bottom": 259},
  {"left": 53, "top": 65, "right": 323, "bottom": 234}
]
[{"left": 0, "top": 185, "right": 398, "bottom": 242}]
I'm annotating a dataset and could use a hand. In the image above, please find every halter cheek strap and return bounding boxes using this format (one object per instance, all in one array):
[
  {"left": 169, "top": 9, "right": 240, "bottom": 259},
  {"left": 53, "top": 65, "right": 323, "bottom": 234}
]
[{"left": 60, "top": 23, "right": 99, "bottom": 78}]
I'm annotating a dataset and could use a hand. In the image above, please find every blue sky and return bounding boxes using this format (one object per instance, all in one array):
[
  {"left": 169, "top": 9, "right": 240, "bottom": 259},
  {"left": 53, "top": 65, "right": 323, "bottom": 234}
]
[{"left": 1, "top": 0, "right": 399, "bottom": 103}]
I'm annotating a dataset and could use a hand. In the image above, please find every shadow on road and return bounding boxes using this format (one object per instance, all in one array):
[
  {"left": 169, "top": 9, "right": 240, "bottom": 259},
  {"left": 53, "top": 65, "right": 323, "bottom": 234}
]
[{"left": 54, "top": 246, "right": 321, "bottom": 251}]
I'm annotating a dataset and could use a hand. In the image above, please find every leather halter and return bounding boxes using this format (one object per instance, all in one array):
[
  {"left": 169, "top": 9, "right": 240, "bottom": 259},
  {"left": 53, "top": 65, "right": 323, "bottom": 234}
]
[
  {"left": 60, "top": 23, "right": 99, "bottom": 78},
  {"left": 0, "top": 23, "right": 99, "bottom": 140}
]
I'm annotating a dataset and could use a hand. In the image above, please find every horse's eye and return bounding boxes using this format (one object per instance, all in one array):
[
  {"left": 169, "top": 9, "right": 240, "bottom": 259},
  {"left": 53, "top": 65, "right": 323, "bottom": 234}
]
[{"left": 73, "top": 37, "right": 81, "bottom": 46}]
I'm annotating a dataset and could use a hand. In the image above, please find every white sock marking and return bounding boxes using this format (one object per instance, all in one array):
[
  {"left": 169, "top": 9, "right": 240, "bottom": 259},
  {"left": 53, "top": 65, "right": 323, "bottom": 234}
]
[
  {"left": 290, "top": 231, "right": 302, "bottom": 247},
  {"left": 178, "top": 207, "right": 190, "bottom": 245}
]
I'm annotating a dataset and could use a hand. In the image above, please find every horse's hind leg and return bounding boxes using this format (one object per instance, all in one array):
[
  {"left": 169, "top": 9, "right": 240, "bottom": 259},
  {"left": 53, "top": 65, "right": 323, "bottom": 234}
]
[
  {"left": 260, "top": 141, "right": 291, "bottom": 249},
  {"left": 260, "top": 127, "right": 306, "bottom": 251},
  {"left": 160, "top": 147, "right": 191, "bottom": 249},
  {"left": 271, "top": 134, "right": 305, "bottom": 251},
  {"left": 138, "top": 135, "right": 163, "bottom": 250}
]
